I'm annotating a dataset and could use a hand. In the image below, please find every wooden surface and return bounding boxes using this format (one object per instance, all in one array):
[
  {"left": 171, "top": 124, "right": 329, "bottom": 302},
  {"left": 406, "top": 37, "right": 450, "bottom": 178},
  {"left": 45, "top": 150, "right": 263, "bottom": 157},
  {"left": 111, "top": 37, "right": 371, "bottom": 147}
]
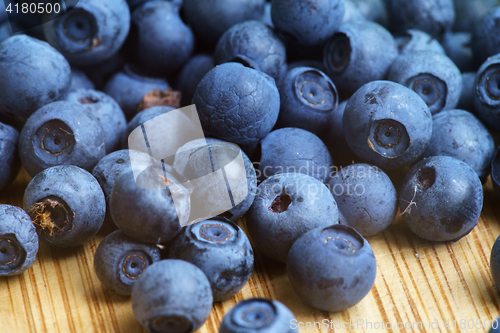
[{"left": 2, "top": 168, "right": 500, "bottom": 333}]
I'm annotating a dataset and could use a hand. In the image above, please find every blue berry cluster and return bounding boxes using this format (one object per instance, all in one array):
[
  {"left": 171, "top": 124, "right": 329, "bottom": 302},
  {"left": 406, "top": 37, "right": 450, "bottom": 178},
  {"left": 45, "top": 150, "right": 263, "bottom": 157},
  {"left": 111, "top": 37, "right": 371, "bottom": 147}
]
[{"left": 1, "top": 0, "right": 500, "bottom": 331}]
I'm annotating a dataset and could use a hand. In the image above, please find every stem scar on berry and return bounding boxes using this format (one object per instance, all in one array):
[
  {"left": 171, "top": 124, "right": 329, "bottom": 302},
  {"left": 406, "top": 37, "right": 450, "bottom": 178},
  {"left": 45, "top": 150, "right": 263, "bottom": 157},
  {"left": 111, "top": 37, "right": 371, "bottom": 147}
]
[{"left": 27, "top": 198, "right": 72, "bottom": 236}]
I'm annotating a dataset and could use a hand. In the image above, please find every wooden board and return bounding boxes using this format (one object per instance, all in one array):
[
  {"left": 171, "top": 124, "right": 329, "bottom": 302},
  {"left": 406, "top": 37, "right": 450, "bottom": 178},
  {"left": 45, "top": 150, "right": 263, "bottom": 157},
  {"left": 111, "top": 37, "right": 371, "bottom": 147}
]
[{"left": 2, "top": 168, "right": 500, "bottom": 333}]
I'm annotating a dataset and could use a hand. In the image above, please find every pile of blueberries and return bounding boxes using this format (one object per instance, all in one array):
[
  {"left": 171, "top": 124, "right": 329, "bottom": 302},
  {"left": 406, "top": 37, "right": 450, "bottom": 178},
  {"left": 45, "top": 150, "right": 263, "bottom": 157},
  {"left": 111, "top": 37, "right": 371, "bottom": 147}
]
[{"left": 2, "top": 0, "right": 500, "bottom": 331}]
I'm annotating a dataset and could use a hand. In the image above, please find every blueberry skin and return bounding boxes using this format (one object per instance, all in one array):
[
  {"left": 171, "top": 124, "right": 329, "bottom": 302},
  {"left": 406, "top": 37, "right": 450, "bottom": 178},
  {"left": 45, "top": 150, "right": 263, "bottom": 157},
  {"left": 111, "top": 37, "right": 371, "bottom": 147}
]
[
  {"left": 0, "top": 122, "right": 20, "bottom": 192},
  {"left": 275, "top": 67, "right": 338, "bottom": 135},
  {"left": 247, "top": 173, "right": 339, "bottom": 263},
  {"left": 441, "top": 32, "right": 475, "bottom": 73},
  {"left": 92, "top": 149, "right": 155, "bottom": 200},
  {"left": 472, "top": 7, "right": 500, "bottom": 67},
  {"left": 0, "top": 205, "right": 38, "bottom": 276},
  {"left": 399, "top": 156, "right": 483, "bottom": 242},
  {"left": 94, "top": 229, "right": 161, "bottom": 295},
  {"left": 105, "top": 64, "right": 170, "bottom": 119},
  {"left": 67, "top": 89, "right": 127, "bottom": 153},
  {"left": 69, "top": 67, "right": 95, "bottom": 91},
  {"left": 80, "top": 51, "right": 127, "bottom": 90},
  {"left": 0, "top": 35, "right": 71, "bottom": 122},
  {"left": 271, "top": 0, "right": 345, "bottom": 47},
  {"left": 328, "top": 163, "right": 397, "bottom": 236},
  {"left": 19, "top": 101, "right": 106, "bottom": 177},
  {"left": 388, "top": 51, "right": 462, "bottom": 115},
  {"left": 131, "top": 1, "right": 194, "bottom": 74},
  {"left": 286, "top": 224, "right": 376, "bottom": 312},
  {"left": 323, "top": 20, "right": 398, "bottom": 97},
  {"left": 43, "top": 0, "right": 130, "bottom": 66},
  {"left": 395, "top": 29, "right": 445, "bottom": 55},
  {"left": 491, "top": 234, "right": 500, "bottom": 292},
  {"left": 110, "top": 164, "right": 191, "bottom": 244},
  {"left": 491, "top": 147, "right": 500, "bottom": 199},
  {"left": 193, "top": 63, "right": 280, "bottom": 155},
  {"left": 167, "top": 219, "right": 254, "bottom": 302},
  {"left": 346, "top": 0, "right": 388, "bottom": 27},
  {"left": 420, "top": 109, "right": 494, "bottom": 180},
  {"left": 131, "top": 259, "right": 213, "bottom": 333},
  {"left": 473, "top": 54, "right": 500, "bottom": 132},
  {"left": 182, "top": 0, "right": 265, "bottom": 47},
  {"left": 214, "top": 20, "right": 287, "bottom": 82},
  {"left": 343, "top": 81, "right": 433, "bottom": 169},
  {"left": 177, "top": 140, "right": 257, "bottom": 222},
  {"left": 387, "top": 0, "right": 454, "bottom": 39},
  {"left": 257, "top": 128, "right": 333, "bottom": 183},
  {"left": 127, "top": 0, "right": 182, "bottom": 10},
  {"left": 490, "top": 316, "right": 500, "bottom": 333},
  {"left": 23, "top": 165, "right": 106, "bottom": 247},
  {"left": 453, "top": 0, "right": 498, "bottom": 33},
  {"left": 456, "top": 72, "right": 476, "bottom": 113},
  {"left": 176, "top": 54, "right": 214, "bottom": 107},
  {"left": 219, "top": 298, "right": 298, "bottom": 333}
]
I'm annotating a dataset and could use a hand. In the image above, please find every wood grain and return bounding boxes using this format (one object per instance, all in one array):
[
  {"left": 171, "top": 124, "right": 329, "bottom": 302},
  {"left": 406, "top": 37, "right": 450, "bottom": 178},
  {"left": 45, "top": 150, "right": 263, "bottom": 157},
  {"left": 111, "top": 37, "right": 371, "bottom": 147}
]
[{"left": 2, "top": 168, "right": 500, "bottom": 333}]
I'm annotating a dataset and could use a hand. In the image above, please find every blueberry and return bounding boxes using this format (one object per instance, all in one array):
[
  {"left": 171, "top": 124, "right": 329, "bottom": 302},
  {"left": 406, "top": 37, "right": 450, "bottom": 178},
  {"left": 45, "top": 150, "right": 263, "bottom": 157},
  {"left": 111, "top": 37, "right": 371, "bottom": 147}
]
[
  {"left": 105, "top": 64, "right": 170, "bottom": 120},
  {"left": 19, "top": 101, "right": 106, "bottom": 177},
  {"left": 257, "top": 127, "right": 333, "bottom": 183},
  {"left": 94, "top": 229, "right": 161, "bottom": 295},
  {"left": 0, "top": 35, "right": 71, "bottom": 122},
  {"left": 441, "top": 32, "right": 475, "bottom": 73},
  {"left": 394, "top": 29, "right": 445, "bottom": 55},
  {"left": 474, "top": 54, "right": 500, "bottom": 132},
  {"left": 23, "top": 165, "right": 106, "bottom": 247},
  {"left": 193, "top": 63, "right": 280, "bottom": 156},
  {"left": 387, "top": 0, "right": 455, "bottom": 39},
  {"left": 182, "top": 0, "right": 265, "bottom": 47},
  {"left": 127, "top": 0, "right": 182, "bottom": 10},
  {"left": 328, "top": 163, "right": 397, "bottom": 236},
  {"left": 247, "top": 172, "right": 339, "bottom": 263},
  {"left": 399, "top": 156, "right": 483, "bottom": 242},
  {"left": 92, "top": 149, "right": 155, "bottom": 200},
  {"left": 453, "top": 0, "right": 498, "bottom": 33},
  {"left": 69, "top": 67, "right": 96, "bottom": 91},
  {"left": 109, "top": 162, "right": 191, "bottom": 243},
  {"left": 491, "top": 234, "right": 500, "bottom": 293},
  {"left": 177, "top": 140, "right": 257, "bottom": 222},
  {"left": 342, "top": 0, "right": 366, "bottom": 24},
  {"left": 286, "top": 224, "right": 376, "bottom": 312},
  {"left": 131, "top": 259, "right": 213, "bottom": 333},
  {"left": 492, "top": 147, "right": 500, "bottom": 199},
  {"left": 323, "top": 20, "right": 398, "bottom": 97},
  {"left": 214, "top": 20, "right": 287, "bottom": 82},
  {"left": 176, "top": 54, "right": 214, "bottom": 107},
  {"left": 490, "top": 316, "right": 500, "bottom": 333},
  {"left": 456, "top": 72, "right": 476, "bottom": 113},
  {"left": 420, "top": 109, "right": 494, "bottom": 180},
  {"left": 0, "top": 205, "right": 38, "bottom": 276},
  {"left": 130, "top": 1, "right": 194, "bottom": 74},
  {"left": 259, "top": 1, "right": 273, "bottom": 28},
  {"left": 271, "top": 0, "right": 345, "bottom": 46},
  {"left": 388, "top": 51, "right": 462, "bottom": 115},
  {"left": 66, "top": 89, "right": 127, "bottom": 153},
  {"left": 345, "top": 0, "right": 388, "bottom": 27},
  {"left": 219, "top": 298, "right": 298, "bottom": 333},
  {"left": 275, "top": 67, "right": 338, "bottom": 135},
  {"left": 343, "top": 80, "right": 432, "bottom": 169},
  {"left": 43, "top": 0, "right": 130, "bottom": 66},
  {"left": 167, "top": 218, "right": 254, "bottom": 302},
  {"left": 472, "top": 6, "right": 500, "bottom": 67},
  {"left": 0, "top": 122, "right": 20, "bottom": 192}
]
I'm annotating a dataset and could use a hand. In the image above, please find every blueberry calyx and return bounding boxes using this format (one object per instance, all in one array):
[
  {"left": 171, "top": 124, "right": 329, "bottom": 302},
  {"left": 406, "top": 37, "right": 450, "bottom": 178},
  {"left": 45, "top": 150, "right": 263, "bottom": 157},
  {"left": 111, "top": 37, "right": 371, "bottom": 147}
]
[
  {"left": 368, "top": 119, "right": 410, "bottom": 158},
  {"left": 485, "top": 70, "right": 500, "bottom": 101},
  {"left": 408, "top": 74, "right": 446, "bottom": 109},
  {"left": 78, "top": 96, "right": 99, "bottom": 104},
  {"left": 149, "top": 313, "right": 193, "bottom": 333},
  {"left": 325, "top": 33, "right": 351, "bottom": 73},
  {"left": 231, "top": 299, "right": 276, "bottom": 328},
  {"left": 0, "top": 236, "right": 25, "bottom": 271},
  {"left": 295, "top": 69, "right": 336, "bottom": 110},
  {"left": 321, "top": 225, "right": 364, "bottom": 255},
  {"left": 199, "top": 223, "right": 232, "bottom": 243},
  {"left": 268, "top": 195, "right": 292, "bottom": 213},
  {"left": 120, "top": 250, "right": 150, "bottom": 281},
  {"left": 417, "top": 166, "right": 436, "bottom": 191},
  {"left": 27, "top": 198, "right": 73, "bottom": 236}
]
